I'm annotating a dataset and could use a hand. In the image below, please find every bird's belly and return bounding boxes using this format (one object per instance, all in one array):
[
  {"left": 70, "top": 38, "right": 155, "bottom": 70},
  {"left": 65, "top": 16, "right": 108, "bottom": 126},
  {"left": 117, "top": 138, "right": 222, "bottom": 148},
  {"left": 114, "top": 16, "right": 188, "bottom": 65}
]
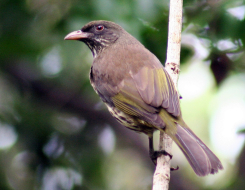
[{"left": 105, "top": 103, "right": 155, "bottom": 134}]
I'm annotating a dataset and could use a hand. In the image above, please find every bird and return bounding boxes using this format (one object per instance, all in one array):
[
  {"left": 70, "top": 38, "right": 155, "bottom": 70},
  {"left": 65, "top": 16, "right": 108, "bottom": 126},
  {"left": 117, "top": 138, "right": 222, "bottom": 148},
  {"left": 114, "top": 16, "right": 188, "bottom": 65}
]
[{"left": 64, "top": 20, "right": 223, "bottom": 176}]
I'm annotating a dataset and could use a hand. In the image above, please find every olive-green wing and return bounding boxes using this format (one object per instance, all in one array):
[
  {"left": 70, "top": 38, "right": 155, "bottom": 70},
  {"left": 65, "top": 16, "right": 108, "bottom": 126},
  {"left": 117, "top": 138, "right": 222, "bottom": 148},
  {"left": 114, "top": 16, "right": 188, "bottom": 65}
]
[
  {"left": 131, "top": 66, "right": 180, "bottom": 117},
  {"left": 109, "top": 65, "right": 181, "bottom": 128},
  {"left": 111, "top": 76, "right": 165, "bottom": 127},
  {"left": 111, "top": 66, "right": 180, "bottom": 113}
]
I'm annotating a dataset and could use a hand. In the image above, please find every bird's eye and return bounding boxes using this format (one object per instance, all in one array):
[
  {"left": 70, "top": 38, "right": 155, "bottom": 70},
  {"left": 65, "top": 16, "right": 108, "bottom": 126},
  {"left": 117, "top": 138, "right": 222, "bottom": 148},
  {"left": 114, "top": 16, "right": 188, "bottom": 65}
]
[{"left": 96, "top": 25, "right": 104, "bottom": 31}]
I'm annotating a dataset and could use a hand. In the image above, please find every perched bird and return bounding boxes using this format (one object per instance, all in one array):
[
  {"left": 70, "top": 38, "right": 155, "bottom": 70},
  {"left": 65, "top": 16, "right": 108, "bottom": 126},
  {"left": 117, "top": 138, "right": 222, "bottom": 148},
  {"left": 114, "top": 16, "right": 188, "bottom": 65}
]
[{"left": 64, "top": 20, "right": 223, "bottom": 176}]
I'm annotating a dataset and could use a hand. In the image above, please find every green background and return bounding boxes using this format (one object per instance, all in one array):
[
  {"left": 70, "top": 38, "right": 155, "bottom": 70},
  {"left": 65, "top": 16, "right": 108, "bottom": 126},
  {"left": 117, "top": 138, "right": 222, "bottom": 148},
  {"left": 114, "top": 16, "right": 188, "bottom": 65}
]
[{"left": 0, "top": 0, "right": 245, "bottom": 189}]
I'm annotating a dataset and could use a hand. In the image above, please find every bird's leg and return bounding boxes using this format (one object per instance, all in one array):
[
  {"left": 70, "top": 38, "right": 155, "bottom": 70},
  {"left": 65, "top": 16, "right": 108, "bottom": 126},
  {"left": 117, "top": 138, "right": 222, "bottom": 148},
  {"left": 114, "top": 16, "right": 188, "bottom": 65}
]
[
  {"left": 148, "top": 134, "right": 172, "bottom": 165},
  {"left": 149, "top": 134, "right": 156, "bottom": 164}
]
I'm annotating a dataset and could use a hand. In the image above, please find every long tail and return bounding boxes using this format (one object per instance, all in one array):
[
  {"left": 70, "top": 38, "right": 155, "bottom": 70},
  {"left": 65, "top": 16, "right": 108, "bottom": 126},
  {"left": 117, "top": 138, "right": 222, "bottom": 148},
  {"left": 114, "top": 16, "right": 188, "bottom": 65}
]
[
  {"left": 168, "top": 124, "right": 223, "bottom": 176},
  {"left": 158, "top": 110, "right": 223, "bottom": 176}
]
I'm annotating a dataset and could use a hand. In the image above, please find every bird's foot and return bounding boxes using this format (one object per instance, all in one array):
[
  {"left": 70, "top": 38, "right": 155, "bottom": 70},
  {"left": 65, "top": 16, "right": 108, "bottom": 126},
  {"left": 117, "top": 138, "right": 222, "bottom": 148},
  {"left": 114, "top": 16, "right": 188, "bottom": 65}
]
[
  {"left": 150, "top": 150, "right": 173, "bottom": 165},
  {"left": 170, "top": 166, "right": 179, "bottom": 171}
]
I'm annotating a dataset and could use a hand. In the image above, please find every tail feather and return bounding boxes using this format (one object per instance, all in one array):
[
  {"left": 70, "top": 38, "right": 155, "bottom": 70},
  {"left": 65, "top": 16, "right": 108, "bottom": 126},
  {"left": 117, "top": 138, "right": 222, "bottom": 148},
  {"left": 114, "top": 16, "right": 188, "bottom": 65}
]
[
  {"left": 156, "top": 109, "right": 223, "bottom": 176},
  {"left": 170, "top": 124, "right": 223, "bottom": 176}
]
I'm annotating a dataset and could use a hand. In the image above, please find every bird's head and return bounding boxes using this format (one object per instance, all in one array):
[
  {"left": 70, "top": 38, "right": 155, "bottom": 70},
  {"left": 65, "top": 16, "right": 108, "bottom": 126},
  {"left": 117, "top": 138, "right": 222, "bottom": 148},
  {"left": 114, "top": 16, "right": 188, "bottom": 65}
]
[{"left": 64, "top": 20, "right": 125, "bottom": 57}]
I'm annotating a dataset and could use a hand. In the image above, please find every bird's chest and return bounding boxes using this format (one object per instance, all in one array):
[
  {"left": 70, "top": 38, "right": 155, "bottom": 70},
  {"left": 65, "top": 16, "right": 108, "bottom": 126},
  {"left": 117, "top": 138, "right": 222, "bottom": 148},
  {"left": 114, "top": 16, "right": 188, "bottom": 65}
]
[
  {"left": 89, "top": 66, "right": 102, "bottom": 94},
  {"left": 89, "top": 64, "right": 123, "bottom": 105},
  {"left": 89, "top": 60, "right": 127, "bottom": 94},
  {"left": 89, "top": 66, "right": 112, "bottom": 93}
]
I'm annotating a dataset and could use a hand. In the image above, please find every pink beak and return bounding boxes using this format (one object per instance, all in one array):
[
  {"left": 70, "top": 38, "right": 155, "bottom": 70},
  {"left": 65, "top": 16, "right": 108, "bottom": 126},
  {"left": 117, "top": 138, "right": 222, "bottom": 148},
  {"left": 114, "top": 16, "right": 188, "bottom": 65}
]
[{"left": 64, "top": 30, "right": 90, "bottom": 40}]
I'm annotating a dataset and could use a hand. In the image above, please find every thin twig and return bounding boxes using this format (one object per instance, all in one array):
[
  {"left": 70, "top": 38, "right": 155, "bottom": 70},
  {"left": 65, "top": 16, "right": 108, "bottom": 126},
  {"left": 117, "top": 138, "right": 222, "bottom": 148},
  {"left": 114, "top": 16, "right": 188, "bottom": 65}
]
[{"left": 152, "top": 0, "right": 183, "bottom": 189}]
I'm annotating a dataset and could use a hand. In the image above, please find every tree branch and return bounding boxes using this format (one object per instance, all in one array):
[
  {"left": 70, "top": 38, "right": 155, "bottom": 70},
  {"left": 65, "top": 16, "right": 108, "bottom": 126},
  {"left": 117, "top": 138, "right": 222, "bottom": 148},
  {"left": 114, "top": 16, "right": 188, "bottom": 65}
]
[{"left": 152, "top": 0, "right": 183, "bottom": 189}]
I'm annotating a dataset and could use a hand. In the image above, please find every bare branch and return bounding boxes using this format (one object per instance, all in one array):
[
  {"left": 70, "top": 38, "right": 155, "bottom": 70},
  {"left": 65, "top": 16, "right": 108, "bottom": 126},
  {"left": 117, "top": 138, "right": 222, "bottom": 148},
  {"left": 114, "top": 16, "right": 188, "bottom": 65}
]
[{"left": 152, "top": 0, "right": 183, "bottom": 189}]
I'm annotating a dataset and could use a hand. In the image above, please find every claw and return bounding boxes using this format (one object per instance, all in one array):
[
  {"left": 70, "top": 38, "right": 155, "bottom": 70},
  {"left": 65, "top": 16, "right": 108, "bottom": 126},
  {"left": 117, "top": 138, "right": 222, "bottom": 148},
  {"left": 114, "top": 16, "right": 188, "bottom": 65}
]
[
  {"left": 150, "top": 150, "right": 173, "bottom": 165},
  {"left": 170, "top": 166, "right": 179, "bottom": 171},
  {"left": 148, "top": 135, "right": 173, "bottom": 165}
]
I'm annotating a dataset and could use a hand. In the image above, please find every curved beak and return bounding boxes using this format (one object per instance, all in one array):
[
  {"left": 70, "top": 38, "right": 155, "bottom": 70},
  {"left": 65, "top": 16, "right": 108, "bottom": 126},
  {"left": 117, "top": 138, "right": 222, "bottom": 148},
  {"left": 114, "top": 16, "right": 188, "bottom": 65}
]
[{"left": 64, "top": 30, "right": 90, "bottom": 40}]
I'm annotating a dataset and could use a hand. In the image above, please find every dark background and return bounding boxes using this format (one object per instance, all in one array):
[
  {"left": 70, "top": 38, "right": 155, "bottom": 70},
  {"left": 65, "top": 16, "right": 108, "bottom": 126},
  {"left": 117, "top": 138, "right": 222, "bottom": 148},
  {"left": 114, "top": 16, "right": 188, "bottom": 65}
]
[{"left": 0, "top": 0, "right": 245, "bottom": 189}]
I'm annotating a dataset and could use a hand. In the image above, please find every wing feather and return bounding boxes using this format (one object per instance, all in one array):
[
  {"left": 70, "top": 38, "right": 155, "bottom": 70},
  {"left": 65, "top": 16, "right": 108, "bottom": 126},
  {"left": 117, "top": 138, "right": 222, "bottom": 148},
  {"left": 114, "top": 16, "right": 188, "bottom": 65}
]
[{"left": 132, "top": 66, "right": 180, "bottom": 117}]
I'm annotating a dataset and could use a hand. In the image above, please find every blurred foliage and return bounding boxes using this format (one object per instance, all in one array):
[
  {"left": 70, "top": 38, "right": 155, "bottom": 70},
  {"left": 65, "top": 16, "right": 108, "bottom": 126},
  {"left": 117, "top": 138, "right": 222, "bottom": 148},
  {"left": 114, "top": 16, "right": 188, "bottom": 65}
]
[{"left": 0, "top": 0, "right": 245, "bottom": 189}]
